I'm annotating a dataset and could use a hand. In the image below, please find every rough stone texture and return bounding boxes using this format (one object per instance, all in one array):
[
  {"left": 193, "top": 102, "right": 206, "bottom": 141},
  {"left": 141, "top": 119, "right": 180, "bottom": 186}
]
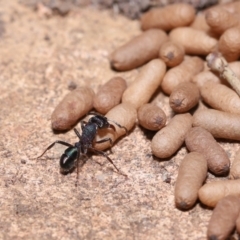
[
  {"left": 0, "top": 1, "right": 239, "bottom": 240},
  {"left": 19, "top": 0, "right": 228, "bottom": 19}
]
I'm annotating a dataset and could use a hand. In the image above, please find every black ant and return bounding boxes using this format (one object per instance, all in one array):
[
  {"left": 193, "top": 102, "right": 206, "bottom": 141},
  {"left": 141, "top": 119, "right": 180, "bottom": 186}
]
[{"left": 37, "top": 112, "right": 128, "bottom": 184}]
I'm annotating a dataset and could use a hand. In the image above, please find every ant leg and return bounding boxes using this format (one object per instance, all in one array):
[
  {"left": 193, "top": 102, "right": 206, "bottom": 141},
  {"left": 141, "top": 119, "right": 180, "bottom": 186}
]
[
  {"left": 87, "top": 111, "right": 103, "bottom": 117},
  {"left": 75, "top": 145, "right": 82, "bottom": 187},
  {"left": 95, "top": 138, "right": 113, "bottom": 154},
  {"left": 74, "top": 128, "right": 82, "bottom": 139},
  {"left": 95, "top": 138, "right": 113, "bottom": 146},
  {"left": 89, "top": 148, "right": 127, "bottom": 177},
  {"left": 81, "top": 121, "right": 87, "bottom": 130},
  {"left": 108, "top": 120, "right": 128, "bottom": 135},
  {"left": 36, "top": 141, "right": 73, "bottom": 159}
]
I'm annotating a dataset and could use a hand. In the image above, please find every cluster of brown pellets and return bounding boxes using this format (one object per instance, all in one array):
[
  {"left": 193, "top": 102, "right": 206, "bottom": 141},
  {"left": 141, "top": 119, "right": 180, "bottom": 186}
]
[{"left": 50, "top": 2, "right": 240, "bottom": 239}]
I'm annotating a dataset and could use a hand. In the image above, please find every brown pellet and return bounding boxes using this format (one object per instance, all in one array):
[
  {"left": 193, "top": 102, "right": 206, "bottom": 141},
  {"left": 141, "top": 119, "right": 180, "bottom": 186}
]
[
  {"left": 218, "top": 26, "right": 240, "bottom": 62},
  {"left": 191, "top": 71, "right": 221, "bottom": 88},
  {"left": 169, "top": 82, "right": 200, "bottom": 113},
  {"left": 110, "top": 29, "right": 168, "bottom": 71},
  {"left": 161, "top": 56, "right": 204, "bottom": 95},
  {"left": 200, "top": 81, "right": 240, "bottom": 114},
  {"left": 93, "top": 77, "right": 127, "bottom": 114},
  {"left": 137, "top": 104, "right": 166, "bottom": 131},
  {"left": 51, "top": 87, "right": 95, "bottom": 131},
  {"left": 207, "top": 195, "right": 240, "bottom": 240},
  {"left": 185, "top": 127, "right": 230, "bottom": 176},
  {"left": 141, "top": 3, "right": 195, "bottom": 31},
  {"left": 175, "top": 152, "right": 207, "bottom": 210},
  {"left": 151, "top": 113, "right": 192, "bottom": 158},
  {"left": 198, "top": 179, "right": 240, "bottom": 208},
  {"left": 159, "top": 41, "right": 184, "bottom": 67},
  {"left": 205, "top": 7, "right": 240, "bottom": 35},
  {"left": 193, "top": 108, "right": 240, "bottom": 141},
  {"left": 122, "top": 59, "right": 166, "bottom": 109},
  {"left": 169, "top": 27, "right": 218, "bottom": 55}
]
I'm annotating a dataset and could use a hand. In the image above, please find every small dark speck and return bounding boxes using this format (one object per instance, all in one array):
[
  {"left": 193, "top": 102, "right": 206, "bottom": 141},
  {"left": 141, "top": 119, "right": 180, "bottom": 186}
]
[
  {"left": 44, "top": 35, "right": 50, "bottom": 41},
  {"left": 146, "top": 153, "right": 152, "bottom": 158},
  {"left": 166, "top": 52, "right": 174, "bottom": 60},
  {"left": 154, "top": 116, "right": 164, "bottom": 126},
  {"left": 68, "top": 81, "right": 77, "bottom": 90},
  {"left": 174, "top": 99, "right": 184, "bottom": 107},
  {"left": 164, "top": 177, "right": 171, "bottom": 184},
  {"left": 21, "top": 159, "right": 26, "bottom": 164}
]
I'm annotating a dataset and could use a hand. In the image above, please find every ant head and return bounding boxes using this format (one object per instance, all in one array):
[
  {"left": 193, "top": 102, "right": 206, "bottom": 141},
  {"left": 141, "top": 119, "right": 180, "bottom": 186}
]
[{"left": 90, "top": 115, "right": 112, "bottom": 129}]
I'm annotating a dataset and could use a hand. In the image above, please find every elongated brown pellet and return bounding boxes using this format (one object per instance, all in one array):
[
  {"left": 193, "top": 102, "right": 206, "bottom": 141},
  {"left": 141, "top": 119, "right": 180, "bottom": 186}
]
[
  {"left": 198, "top": 179, "right": 240, "bottom": 207},
  {"left": 51, "top": 87, "right": 95, "bottom": 131},
  {"left": 151, "top": 113, "right": 192, "bottom": 158},
  {"left": 185, "top": 127, "right": 230, "bottom": 176},
  {"left": 122, "top": 59, "right": 166, "bottom": 109},
  {"left": 207, "top": 195, "right": 240, "bottom": 240},
  {"left": 161, "top": 56, "right": 203, "bottom": 95},
  {"left": 175, "top": 152, "right": 207, "bottom": 210},
  {"left": 93, "top": 77, "right": 127, "bottom": 114},
  {"left": 137, "top": 104, "right": 166, "bottom": 131},
  {"left": 141, "top": 3, "right": 195, "bottom": 31},
  {"left": 159, "top": 41, "right": 184, "bottom": 67},
  {"left": 193, "top": 108, "right": 240, "bottom": 141},
  {"left": 110, "top": 29, "right": 168, "bottom": 71},
  {"left": 169, "top": 82, "right": 200, "bottom": 113},
  {"left": 191, "top": 70, "right": 221, "bottom": 88},
  {"left": 205, "top": 8, "right": 240, "bottom": 35},
  {"left": 169, "top": 27, "right": 217, "bottom": 55},
  {"left": 200, "top": 81, "right": 240, "bottom": 114},
  {"left": 218, "top": 26, "right": 240, "bottom": 62}
]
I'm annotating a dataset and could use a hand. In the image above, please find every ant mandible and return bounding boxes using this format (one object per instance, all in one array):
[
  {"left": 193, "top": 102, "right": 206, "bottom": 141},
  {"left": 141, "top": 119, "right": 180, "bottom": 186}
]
[{"left": 37, "top": 112, "right": 128, "bottom": 183}]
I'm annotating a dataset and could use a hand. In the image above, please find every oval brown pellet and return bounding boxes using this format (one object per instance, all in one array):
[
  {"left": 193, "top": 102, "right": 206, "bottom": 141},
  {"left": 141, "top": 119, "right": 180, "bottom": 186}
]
[
  {"left": 198, "top": 179, "right": 240, "bottom": 208},
  {"left": 185, "top": 127, "right": 230, "bottom": 176},
  {"left": 169, "top": 82, "right": 200, "bottom": 113},
  {"left": 193, "top": 108, "right": 240, "bottom": 141},
  {"left": 200, "top": 81, "right": 240, "bottom": 114},
  {"left": 161, "top": 56, "right": 204, "bottom": 95},
  {"left": 159, "top": 41, "right": 184, "bottom": 67},
  {"left": 141, "top": 3, "right": 195, "bottom": 31},
  {"left": 207, "top": 195, "right": 240, "bottom": 240},
  {"left": 51, "top": 87, "right": 95, "bottom": 131},
  {"left": 175, "top": 152, "right": 207, "bottom": 210},
  {"left": 169, "top": 27, "right": 217, "bottom": 55},
  {"left": 191, "top": 71, "right": 221, "bottom": 88},
  {"left": 93, "top": 77, "right": 127, "bottom": 114},
  {"left": 205, "top": 8, "right": 240, "bottom": 35},
  {"left": 110, "top": 29, "right": 168, "bottom": 71},
  {"left": 137, "top": 104, "right": 167, "bottom": 131},
  {"left": 122, "top": 59, "right": 166, "bottom": 109},
  {"left": 151, "top": 113, "right": 192, "bottom": 158},
  {"left": 218, "top": 26, "right": 240, "bottom": 62}
]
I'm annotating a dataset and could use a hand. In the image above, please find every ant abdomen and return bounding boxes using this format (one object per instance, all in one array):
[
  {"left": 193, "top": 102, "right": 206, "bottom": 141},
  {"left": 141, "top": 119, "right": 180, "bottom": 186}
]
[{"left": 60, "top": 147, "right": 78, "bottom": 172}]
